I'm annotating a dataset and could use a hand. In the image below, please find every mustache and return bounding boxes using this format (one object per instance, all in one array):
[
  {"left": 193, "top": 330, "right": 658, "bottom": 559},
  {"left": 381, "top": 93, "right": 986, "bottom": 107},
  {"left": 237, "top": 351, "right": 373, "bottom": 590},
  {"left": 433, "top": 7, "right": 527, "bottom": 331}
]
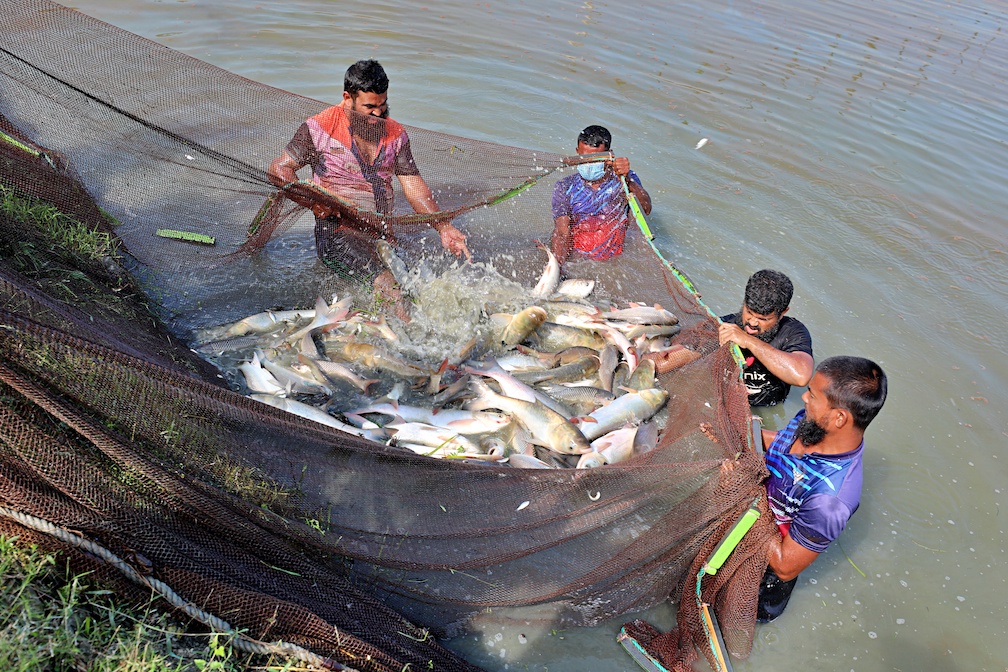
[{"left": 733, "top": 311, "right": 780, "bottom": 343}]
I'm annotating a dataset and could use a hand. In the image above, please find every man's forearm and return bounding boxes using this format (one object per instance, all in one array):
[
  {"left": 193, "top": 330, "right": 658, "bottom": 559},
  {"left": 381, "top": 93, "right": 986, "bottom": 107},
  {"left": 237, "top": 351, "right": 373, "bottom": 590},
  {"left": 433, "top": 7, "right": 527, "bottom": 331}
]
[{"left": 747, "top": 339, "right": 814, "bottom": 387}]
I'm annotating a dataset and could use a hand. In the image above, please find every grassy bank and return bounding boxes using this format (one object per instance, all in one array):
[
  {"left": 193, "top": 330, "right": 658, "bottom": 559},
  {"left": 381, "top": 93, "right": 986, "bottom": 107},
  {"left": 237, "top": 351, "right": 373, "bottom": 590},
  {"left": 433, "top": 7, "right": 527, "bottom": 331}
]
[
  {"left": 0, "top": 535, "right": 304, "bottom": 671},
  {"left": 0, "top": 184, "right": 313, "bottom": 670}
]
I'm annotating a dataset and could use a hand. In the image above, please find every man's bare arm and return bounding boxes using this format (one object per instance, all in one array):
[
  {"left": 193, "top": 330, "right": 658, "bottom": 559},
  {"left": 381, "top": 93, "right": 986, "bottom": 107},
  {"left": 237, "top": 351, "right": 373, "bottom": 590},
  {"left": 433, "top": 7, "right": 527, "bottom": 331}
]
[
  {"left": 765, "top": 532, "right": 819, "bottom": 581},
  {"left": 268, "top": 151, "right": 328, "bottom": 214},
  {"left": 551, "top": 216, "right": 573, "bottom": 267},
  {"left": 718, "top": 323, "right": 814, "bottom": 387},
  {"left": 398, "top": 174, "right": 471, "bottom": 260},
  {"left": 611, "top": 157, "right": 652, "bottom": 215}
]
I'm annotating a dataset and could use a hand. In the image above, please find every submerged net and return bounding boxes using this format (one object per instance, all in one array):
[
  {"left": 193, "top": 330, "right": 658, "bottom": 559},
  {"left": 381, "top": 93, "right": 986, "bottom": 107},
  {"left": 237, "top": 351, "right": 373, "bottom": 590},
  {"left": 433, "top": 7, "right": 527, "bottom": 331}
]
[{"left": 0, "top": 1, "right": 775, "bottom": 671}]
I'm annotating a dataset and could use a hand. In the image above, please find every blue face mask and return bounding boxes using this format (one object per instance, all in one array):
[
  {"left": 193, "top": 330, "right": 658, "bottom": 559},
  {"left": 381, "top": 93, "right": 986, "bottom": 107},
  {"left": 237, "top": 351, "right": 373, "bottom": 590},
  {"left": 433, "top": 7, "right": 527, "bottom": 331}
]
[{"left": 577, "top": 161, "right": 606, "bottom": 181}]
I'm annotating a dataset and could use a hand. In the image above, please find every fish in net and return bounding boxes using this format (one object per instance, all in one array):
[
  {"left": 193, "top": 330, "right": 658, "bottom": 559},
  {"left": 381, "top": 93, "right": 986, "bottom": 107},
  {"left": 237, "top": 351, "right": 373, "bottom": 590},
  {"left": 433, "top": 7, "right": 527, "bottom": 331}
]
[{"left": 0, "top": 1, "right": 775, "bottom": 671}]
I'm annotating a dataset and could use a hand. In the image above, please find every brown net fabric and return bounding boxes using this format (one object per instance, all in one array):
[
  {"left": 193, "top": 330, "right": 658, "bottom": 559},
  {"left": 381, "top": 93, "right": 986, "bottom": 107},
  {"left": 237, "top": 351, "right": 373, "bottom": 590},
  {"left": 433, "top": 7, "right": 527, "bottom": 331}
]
[{"left": 0, "top": 1, "right": 772, "bottom": 671}]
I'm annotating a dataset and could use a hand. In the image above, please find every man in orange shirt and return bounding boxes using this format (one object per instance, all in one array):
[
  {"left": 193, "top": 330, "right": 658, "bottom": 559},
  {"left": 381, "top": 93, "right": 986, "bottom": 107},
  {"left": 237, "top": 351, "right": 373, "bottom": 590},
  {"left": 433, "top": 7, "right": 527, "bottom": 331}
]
[{"left": 268, "top": 59, "right": 469, "bottom": 319}]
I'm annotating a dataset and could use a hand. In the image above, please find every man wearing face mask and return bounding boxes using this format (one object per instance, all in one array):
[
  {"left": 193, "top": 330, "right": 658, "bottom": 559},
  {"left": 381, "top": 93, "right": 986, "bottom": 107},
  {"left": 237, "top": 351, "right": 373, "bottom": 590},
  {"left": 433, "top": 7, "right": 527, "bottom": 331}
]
[
  {"left": 268, "top": 59, "right": 470, "bottom": 321},
  {"left": 719, "top": 269, "right": 814, "bottom": 406},
  {"left": 550, "top": 125, "right": 651, "bottom": 268},
  {"left": 755, "top": 356, "right": 887, "bottom": 621}
]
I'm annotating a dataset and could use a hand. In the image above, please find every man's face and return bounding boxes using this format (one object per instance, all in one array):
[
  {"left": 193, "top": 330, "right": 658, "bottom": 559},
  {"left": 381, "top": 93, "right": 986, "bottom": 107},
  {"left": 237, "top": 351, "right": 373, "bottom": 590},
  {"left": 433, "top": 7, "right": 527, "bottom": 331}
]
[
  {"left": 347, "top": 91, "right": 389, "bottom": 119},
  {"left": 796, "top": 372, "right": 834, "bottom": 447},
  {"left": 576, "top": 139, "right": 608, "bottom": 157},
  {"left": 736, "top": 305, "right": 784, "bottom": 343}
]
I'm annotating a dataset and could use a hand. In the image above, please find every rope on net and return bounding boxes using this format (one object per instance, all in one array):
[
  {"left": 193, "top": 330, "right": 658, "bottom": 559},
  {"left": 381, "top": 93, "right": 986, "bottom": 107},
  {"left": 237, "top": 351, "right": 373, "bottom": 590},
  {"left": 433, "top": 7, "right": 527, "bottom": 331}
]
[{"left": 0, "top": 504, "right": 358, "bottom": 672}]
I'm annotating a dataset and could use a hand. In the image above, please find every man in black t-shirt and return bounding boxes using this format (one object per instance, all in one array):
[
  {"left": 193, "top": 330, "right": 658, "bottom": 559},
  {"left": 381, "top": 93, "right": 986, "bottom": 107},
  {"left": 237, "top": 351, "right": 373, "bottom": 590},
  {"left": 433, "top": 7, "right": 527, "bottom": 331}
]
[{"left": 720, "top": 269, "right": 814, "bottom": 406}]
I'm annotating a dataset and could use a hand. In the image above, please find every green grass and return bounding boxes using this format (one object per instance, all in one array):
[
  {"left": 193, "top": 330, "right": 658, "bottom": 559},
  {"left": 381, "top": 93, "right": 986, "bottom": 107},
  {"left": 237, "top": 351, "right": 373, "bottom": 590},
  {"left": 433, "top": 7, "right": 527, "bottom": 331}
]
[
  {"left": 0, "top": 534, "right": 308, "bottom": 671},
  {"left": 0, "top": 182, "right": 118, "bottom": 260}
]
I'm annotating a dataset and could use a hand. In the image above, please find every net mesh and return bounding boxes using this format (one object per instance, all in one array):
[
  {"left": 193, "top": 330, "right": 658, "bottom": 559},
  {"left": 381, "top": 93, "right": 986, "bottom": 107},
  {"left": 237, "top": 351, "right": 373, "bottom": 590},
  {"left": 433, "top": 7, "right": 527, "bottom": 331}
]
[{"left": 0, "top": 2, "right": 775, "bottom": 671}]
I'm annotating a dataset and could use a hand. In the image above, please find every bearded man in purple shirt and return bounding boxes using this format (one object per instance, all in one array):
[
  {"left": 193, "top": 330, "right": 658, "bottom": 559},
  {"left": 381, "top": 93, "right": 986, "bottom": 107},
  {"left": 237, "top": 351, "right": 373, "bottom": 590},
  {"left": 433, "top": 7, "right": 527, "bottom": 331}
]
[{"left": 756, "top": 355, "right": 887, "bottom": 621}]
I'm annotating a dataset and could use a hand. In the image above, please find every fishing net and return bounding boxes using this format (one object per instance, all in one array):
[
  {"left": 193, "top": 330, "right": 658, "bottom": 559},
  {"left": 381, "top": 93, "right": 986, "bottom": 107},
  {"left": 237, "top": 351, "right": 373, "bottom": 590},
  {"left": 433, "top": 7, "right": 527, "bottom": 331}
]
[{"left": 0, "top": 1, "right": 775, "bottom": 671}]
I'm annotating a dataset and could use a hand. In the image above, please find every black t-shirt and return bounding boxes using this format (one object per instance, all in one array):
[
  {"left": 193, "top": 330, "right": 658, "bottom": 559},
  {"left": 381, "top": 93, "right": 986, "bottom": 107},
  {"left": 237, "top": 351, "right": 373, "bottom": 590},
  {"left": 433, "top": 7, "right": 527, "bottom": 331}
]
[{"left": 720, "top": 314, "right": 813, "bottom": 406}]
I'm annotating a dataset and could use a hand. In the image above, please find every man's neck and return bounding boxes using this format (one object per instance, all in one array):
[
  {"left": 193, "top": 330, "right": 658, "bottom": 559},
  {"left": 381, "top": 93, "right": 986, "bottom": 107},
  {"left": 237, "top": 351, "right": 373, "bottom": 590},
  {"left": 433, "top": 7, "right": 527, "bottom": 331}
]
[{"left": 792, "top": 432, "right": 863, "bottom": 457}]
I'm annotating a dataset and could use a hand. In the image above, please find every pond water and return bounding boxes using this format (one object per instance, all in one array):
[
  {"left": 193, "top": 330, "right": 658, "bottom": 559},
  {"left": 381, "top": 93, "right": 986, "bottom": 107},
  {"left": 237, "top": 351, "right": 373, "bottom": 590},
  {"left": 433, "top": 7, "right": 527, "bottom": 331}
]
[{"left": 63, "top": 1, "right": 1008, "bottom": 669}]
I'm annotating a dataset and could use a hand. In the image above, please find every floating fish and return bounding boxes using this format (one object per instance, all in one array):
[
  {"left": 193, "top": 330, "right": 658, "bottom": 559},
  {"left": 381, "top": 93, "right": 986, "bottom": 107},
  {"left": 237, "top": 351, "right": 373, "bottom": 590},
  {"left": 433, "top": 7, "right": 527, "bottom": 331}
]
[
  {"left": 466, "top": 378, "right": 591, "bottom": 455},
  {"left": 349, "top": 401, "right": 511, "bottom": 435},
  {"left": 505, "top": 453, "right": 556, "bottom": 469},
  {"left": 386, "top": 420, "right": 481, "bottom": 455},
  {"left": 525, "top": 322, "right": 606, "bottom": 352},
  {"left": 194, "top": 334, "right": 262, "bottom": 355},
  {"left": 641, "top": 344, "right": 701, "bottom": 374},
  {"left": 591, "top": 425, "right": 640, "bottom": 465},
  {"left": 576, "top": 452, "right": 607, "bottom": 469},
  {"left": 223, "top": 306, "right": 316, "bottom": 337},
  {"left": 257, "top": 349, "right": 331, "bottom": 396},
  {"left": 624, "top": 357, "right": 657, "bottom": 392},
  {"left": 554, "top": 278, "right": 595, "bottom": 299},
  {"left": 328, "top": 339, "right": 428, "bottom": 379},
  {"left": 500, "top": 306, "right": 548, "bottom": 347},
  {"left": 600, "top": 305, "right": 679, "bottom": 326},
  {"left": 283, "top": 295, "right": 354, "bottom": 345},
  {"left": 297, "top": 353, "right": 379, "bottom": 394},
  {"left": 511, "top": 356, "right": 599, "bottom": 385},
  {"left": 239, "top": 352, "right": 286, "bottom": 396},
  {"left": 251, "top": 393, "right": 383, "bottom": 440},
  {"left": 577, "top": 388, "right": 669, "bottom": 441}
]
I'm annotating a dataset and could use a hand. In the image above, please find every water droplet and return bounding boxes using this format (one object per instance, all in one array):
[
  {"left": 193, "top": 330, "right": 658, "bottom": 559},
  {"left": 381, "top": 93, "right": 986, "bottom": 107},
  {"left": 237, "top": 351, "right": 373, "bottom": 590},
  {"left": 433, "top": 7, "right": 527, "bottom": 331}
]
[{"left": 868, "top": 631, "right": 877, "bottom": 639}]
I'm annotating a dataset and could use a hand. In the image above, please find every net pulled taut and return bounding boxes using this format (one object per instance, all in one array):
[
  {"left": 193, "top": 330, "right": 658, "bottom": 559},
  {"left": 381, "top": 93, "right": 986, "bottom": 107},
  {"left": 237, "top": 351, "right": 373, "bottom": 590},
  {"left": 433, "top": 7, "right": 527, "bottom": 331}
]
[{"left": 0, "top": 2, "right": 774, "bottom": 671}]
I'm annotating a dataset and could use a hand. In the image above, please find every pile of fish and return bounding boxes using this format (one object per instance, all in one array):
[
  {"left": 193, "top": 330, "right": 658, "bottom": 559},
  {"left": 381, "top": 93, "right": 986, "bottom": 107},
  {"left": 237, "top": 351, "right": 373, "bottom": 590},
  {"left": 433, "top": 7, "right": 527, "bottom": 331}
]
[{"left": 193, "top": 242, "right": 701, "bottom": 469}]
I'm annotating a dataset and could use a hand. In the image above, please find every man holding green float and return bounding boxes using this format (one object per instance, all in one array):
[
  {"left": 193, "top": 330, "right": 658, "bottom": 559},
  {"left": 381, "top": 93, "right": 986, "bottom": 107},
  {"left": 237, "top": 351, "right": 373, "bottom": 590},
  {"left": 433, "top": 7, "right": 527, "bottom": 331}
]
[
  {"left": 756, "top": 355, "right": 887, "bottom": 621},
  {"left": 550, "top": 125, "right": 652, "bottom": 270}
]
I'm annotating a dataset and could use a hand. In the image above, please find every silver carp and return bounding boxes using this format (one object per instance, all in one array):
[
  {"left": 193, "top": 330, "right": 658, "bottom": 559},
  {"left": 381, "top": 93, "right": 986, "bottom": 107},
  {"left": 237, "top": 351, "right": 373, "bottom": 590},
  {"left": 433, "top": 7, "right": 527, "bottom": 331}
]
[
  {"left": 590, "top": 425, "right": 640, "bottom": 465},
  {"left": 499, "top": 306, "right": 548, "bottom": 346},
  {"left": 282, "top": 295, "right": 353, "bottom": 345},
  {"left": 256, "top": 349, "right": 331, "bottom": 396},
  {"left": 555, "top": 278, "right": 595, "bottom": 299},
  {"left": 600, "top": 304, "right": 679, "bottom": 325},
  {"left": 578, "top": 388, "right": 669, "bottom": 441},
  {"left": 297, "top": 353, "right": 379, "bottom": 394},
  {"left": 386, "top": 420, "right": 481, "bottom": 455},
  {"left": 238, "top": 352, "right": 286, "bottom": 396},
  {"left": 222, "top": 307, "right": 315, "bottom": 337},
  {"left": 511, "top": 356, "right": 600, "bottom": 385},
  {"left": 349, "top": 402, "right": 511, "bottom": 435},
  {"left": 531, "top": 240, "right": 560, "bottom": 299},
  {"left": 466, "top": 378, "right": 590, "bottom": 455},
  {"left": 250, "top": 393, "right": 384, "bottom": 441}
]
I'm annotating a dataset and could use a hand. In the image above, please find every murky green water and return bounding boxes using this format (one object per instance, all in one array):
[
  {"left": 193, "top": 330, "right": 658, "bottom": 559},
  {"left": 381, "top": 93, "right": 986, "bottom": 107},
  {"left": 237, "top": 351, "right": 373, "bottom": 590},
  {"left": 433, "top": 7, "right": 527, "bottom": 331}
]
[{"left": 63, "top": 1, "right": 1008, "bottom": 669}]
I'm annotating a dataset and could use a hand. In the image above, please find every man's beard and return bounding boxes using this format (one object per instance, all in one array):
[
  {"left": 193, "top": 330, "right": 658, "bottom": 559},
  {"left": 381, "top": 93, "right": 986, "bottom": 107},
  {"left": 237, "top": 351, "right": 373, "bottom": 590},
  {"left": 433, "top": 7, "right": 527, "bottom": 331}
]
[
  {"left": 795, "top": 415, "right": 827, "bottom": 446},
  {"left": 350, "top": 106, "right": 390, "bottom": 142},
  {"left": 734, "top": 309, "right": 781, "bottom": 343}
]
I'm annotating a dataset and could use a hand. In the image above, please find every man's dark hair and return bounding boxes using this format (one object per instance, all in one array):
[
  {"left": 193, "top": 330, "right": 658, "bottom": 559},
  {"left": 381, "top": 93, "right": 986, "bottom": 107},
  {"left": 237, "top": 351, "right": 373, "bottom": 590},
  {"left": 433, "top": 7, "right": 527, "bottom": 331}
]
[
  {"left": 578, "top": 125, "right": 612, "bottom": 150},
  {"left": 818, "top": 356, "right": 888, "bottom": 430},
  {"left": 344, "top": 59, "right": 389, "bottom": 96},
  {"left": 743, "top": 269, "right": 793, "bottom": 316}
]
